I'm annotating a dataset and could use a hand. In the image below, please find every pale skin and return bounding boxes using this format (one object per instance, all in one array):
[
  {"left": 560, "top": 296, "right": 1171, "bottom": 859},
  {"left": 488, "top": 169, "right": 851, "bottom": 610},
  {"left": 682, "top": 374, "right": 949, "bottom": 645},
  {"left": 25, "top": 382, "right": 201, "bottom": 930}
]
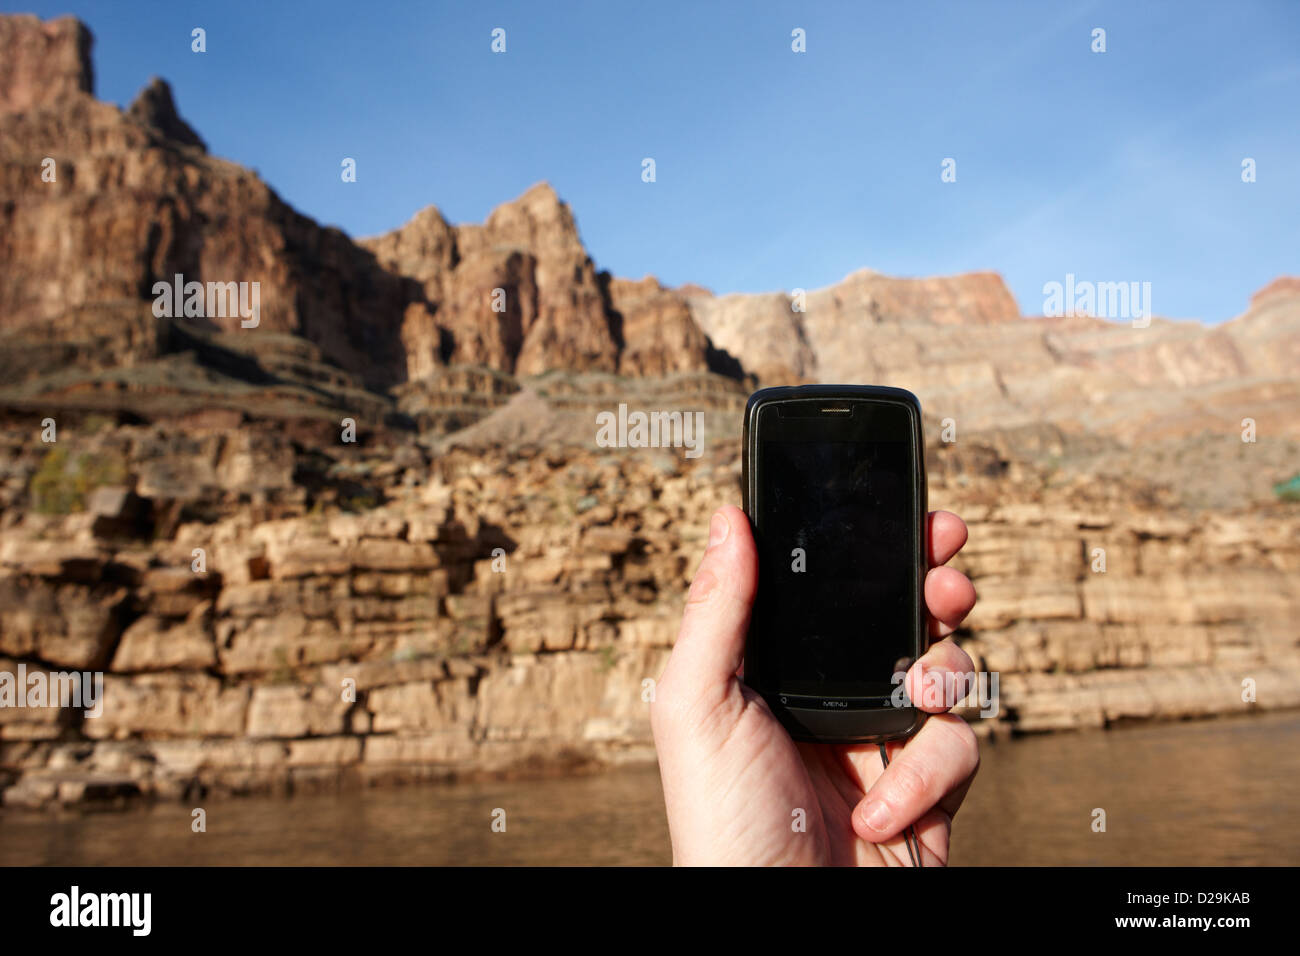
[{"left": 651, "top": 505, "right": 980, "bottom": 866}]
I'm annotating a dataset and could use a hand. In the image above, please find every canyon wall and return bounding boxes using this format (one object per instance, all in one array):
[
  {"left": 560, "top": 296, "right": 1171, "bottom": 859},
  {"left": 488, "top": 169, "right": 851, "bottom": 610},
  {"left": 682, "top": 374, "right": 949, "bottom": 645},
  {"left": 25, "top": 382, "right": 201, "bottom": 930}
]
[
  {"left": 1, "top": 14, "right": 1298, "bottom": 808},
  {"left": 3, "top": 405, "right": 1297, "bottom": 808}
]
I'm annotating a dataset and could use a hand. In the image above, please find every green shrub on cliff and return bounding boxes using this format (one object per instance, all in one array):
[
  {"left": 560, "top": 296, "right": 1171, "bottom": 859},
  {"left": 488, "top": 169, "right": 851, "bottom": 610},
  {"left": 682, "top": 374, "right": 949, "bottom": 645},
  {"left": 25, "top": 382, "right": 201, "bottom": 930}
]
[
  {"left": 1274, "top": 474, "right": 1300, "bottom": 502},
  {"left": 29, "top": 446, "right": 128, "bottom": 514}
]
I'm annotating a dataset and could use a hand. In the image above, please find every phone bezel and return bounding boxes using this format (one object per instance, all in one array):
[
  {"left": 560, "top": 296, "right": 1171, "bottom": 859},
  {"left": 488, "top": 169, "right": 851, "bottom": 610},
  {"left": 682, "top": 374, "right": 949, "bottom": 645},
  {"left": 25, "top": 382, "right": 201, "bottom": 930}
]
[{"left": 741, "top": 384, "right": 929, "bottom": 744}]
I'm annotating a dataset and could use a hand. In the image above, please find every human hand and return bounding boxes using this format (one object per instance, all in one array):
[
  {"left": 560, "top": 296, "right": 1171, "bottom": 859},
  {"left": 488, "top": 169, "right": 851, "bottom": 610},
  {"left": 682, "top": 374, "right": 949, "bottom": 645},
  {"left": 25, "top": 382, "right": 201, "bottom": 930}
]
[{"left": 651, "top": 505, "right": 979, "bottom": 865}]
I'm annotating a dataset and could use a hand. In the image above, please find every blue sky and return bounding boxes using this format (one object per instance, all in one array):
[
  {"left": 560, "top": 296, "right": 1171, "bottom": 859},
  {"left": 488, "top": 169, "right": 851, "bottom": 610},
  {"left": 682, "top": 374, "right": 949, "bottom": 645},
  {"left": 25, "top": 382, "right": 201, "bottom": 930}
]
[{"left": 13, "top": 0, "right": 1300, "bottom": 322}]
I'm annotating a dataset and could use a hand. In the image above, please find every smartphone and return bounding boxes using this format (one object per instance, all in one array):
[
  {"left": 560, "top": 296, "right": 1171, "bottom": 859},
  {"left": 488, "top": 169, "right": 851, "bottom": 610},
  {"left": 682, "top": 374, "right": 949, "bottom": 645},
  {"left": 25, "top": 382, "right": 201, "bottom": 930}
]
[{"left": 741, "top": 384, "right": 928, "bottom": 744}]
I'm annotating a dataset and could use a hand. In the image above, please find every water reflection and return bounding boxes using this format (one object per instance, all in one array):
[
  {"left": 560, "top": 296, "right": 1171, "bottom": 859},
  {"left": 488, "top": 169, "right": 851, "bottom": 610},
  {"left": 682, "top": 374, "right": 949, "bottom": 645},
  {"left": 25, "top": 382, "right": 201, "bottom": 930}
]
[
  {"left": 3, "top": 711, "right": 1297, "bottom": 866},
  {"left": 953, "top": 710, "right": 1300, "bottom": 866}
]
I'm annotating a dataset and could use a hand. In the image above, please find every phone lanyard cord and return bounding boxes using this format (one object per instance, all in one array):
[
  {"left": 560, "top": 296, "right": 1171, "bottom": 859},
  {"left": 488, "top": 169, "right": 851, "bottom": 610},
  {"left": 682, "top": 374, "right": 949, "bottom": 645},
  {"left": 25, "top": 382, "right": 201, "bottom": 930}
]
[{"left": 877, "top": 743, "right": 924, "bottom": 867}]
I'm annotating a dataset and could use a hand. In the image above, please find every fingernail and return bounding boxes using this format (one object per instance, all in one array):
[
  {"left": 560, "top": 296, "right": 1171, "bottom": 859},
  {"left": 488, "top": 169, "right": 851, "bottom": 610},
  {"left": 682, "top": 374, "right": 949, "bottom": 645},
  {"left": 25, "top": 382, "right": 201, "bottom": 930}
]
[
  {"left": 862, "top": 801, "right": 892, "bottom": 833},
  {"left": 708, "top": 511, "right": 729, "bottom": 550}
]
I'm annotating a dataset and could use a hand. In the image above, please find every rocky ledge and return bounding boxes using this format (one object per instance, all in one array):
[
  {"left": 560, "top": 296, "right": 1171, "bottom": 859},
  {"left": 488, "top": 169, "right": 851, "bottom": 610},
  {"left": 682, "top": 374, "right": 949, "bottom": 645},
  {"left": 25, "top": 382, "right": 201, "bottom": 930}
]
[{"left": 1, "top": 407, "right": 1296, "bottom": 810}]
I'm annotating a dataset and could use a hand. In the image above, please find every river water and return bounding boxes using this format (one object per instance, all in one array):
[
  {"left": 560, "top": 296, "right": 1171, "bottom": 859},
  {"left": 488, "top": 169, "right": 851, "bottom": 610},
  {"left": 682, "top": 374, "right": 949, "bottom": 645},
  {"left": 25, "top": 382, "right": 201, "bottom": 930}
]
[{"left": 3, "top": 711, "right": 1297, "bottom": 866}]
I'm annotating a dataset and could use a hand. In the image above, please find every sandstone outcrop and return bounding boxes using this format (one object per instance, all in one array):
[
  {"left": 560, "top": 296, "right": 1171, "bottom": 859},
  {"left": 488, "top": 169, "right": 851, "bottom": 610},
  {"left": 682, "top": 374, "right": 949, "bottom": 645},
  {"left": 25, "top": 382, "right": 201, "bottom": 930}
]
[
  {"left": 6, "top": 12, "right": 1294, "bottom": 450},
  {"left": 0, "top": 15, "right": 92, "bottom": 113},
  {"left": 688, "top": 269, "right": 1300, "bottom": 448},
  {"left": 0, "top": 18, "right": 737, "bottom": 395},
  {"left": 126, "top": 76, "right": 206, "bottom": 151},
  {"left": 605, "top": 277, "right": 715, "bottom": 376},
  {"left": 359, "top": 186, "right": 729, "bottom": 378},
  {"left": 0, "top": 15, "right": 417, "bottom": 391},
  {"left": 2, "top": 409, "right": 1297, "bottom": 808}
]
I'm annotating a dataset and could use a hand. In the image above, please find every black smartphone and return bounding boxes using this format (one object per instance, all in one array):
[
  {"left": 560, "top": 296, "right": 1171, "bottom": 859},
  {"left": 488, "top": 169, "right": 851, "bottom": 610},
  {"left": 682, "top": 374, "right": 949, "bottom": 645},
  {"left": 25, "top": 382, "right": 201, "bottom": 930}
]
[{"left": 742, "top": 384, "right": 928, "bottom": 744}]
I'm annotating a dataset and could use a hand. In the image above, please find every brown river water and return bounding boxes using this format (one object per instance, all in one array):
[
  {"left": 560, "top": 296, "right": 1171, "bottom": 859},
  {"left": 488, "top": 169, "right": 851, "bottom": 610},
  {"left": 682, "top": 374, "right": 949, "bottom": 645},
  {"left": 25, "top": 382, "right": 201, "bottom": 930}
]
[{"left": 3, "top": 711, "right": 1297, "bottom": 866}]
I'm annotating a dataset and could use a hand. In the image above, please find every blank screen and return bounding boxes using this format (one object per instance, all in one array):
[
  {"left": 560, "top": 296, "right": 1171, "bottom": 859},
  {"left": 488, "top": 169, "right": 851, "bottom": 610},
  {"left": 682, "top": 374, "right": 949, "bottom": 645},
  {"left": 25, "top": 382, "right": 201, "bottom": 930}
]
[{"left": 750, "top": 438, "right": 915, "bottom": 697}]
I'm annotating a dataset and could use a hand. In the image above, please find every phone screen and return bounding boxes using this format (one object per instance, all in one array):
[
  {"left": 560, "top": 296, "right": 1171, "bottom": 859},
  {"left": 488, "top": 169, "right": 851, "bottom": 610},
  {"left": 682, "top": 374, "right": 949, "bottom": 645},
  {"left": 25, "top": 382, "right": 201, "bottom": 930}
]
[{"left": 748, "top": 417, "right": 919, "bottom": 699}]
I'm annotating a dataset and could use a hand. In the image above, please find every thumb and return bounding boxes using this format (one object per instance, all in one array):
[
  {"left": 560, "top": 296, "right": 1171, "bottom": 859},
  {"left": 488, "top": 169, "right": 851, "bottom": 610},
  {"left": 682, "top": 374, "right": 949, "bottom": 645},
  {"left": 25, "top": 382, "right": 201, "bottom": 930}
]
[{"left": 661, "top": 505, "right": 758, "bottom": 703}]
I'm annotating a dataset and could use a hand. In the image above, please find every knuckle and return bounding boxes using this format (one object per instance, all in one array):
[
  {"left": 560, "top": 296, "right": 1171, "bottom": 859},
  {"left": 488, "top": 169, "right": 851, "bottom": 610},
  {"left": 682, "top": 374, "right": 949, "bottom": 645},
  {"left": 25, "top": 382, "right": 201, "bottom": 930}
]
[
  {"left": 649, "top": 679, "right": 686, "bottom": 735},
  {"left": 888, "top": 759, "right": 933, "bottom": 806},
  {"left": 933, "top": 712, "right": 981, "bottom": 775},
  {"left": 684, "top": 568, "right": 720, "bottom": 606},
  {"left": 932, "top": 637, "right": 968, "bottom": 669}
]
